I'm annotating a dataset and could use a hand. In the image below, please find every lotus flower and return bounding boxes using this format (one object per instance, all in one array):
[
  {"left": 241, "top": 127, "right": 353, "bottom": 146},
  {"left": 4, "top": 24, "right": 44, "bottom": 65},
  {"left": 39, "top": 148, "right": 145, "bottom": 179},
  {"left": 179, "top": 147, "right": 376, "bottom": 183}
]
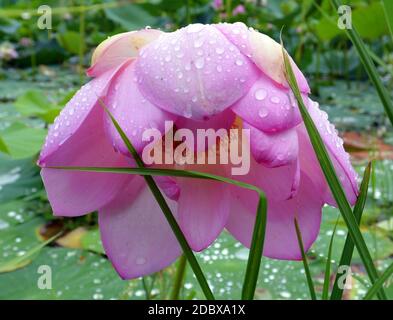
[{"left": 38, "top": 23, "right": 358, "bottom": 279}]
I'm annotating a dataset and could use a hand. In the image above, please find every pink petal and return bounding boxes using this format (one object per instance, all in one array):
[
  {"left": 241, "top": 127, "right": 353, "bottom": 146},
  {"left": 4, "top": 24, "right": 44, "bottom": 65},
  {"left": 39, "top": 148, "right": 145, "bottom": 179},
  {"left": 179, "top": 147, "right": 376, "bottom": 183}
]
[
  {"left": 87, "top": 29, "right": 162, "bottom": 77},
  {"left": 175, "top": 108, "right": 236, "bottom": 151},
  {"left": 244, "top": 121, "right": 299, "bottom": 167},
  {"left": 177, "top": 165, "right": 230, "bottom": 251},
  {"left": 226, "top": 171, "right": 323, "bottom": 260},
  {"left": 99, "top": 177, "right": 181, "bottom": 279},
  {"left": 297, "top": 99, "right": 359, "bottom": 206},
  {"left": 215, "top": 22, "right": 310, "bottom": 94},
  {"left": 39, "top": 63, "right": 127, "bottom": 164},
  {"left": 40, "top": 105, "right": 130, "bottom": 217},
  {"left": 104, "top": 61, "right": 177, "bottom": 155},
  {"left": 135, "top": 23, "right": 259, "bottom": 120},
  {"left": 231, "top": 73, "right": 307, "bottom": 133},
  {"left": 230, "top": 155, "right": 300, "bottom": 203}
]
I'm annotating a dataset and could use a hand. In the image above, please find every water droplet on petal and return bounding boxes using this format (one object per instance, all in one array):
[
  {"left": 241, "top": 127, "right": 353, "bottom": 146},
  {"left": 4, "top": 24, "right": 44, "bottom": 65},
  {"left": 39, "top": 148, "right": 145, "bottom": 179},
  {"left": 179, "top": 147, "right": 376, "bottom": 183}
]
[
  {"left": 215, "top": 47, "right": 225, "bottom": 54},
  {"left": 194, "top": 57, "right": 204, "bottom": 69},
  {"left": 136, "top": 257, "right": 146, "bottom": 265},
  {"left": 194, "top": 38, "right": 204, "bottom": 48},
  {"left": 255, "top": 89, "right": 267, "bottom": 101},
  {"left": 270, "top": 96, "right": 280, "bottom": 104},
  {"left": 258, "top": 108, "right": 268, "bottom": 118}
]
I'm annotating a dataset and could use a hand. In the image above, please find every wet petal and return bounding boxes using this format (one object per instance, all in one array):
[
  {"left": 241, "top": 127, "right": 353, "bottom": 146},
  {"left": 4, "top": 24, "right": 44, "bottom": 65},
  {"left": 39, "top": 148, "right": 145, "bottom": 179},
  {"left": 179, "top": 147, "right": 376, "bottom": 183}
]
[
  {"left": 231, "top": 73, "right": 307, "bottom": 133},
  {"left": 177, "top": 165, "right": 230, "bottom": 251},
  {"left": 104, "top": 61, "right": 176, "bottom": 156},
  {"left": 87, "top": 29, "right": 162, "bottom": 77},
  {"left": 135, "top": 23, "right": 259, "bottom": 120},
  {"left": 41, "top": 105, "right": 130, "bottom": 217},
  {"left": 215, "top": 22, "right": 310, "bottom": 93},
  {"left": 297, "top": 99, "right": 359, "bottom": 205},
  {"left": 244, "top": 121, "right": 299, "bottom": 167},
  {"left": 39, "top": 63, "right": 126, "bottom": 163},
  {"left": 99, "top": 177, "right": 181, "bottom": 279},
  {"left": 226, "top": 172, "right": 323, "bottom": 260}
]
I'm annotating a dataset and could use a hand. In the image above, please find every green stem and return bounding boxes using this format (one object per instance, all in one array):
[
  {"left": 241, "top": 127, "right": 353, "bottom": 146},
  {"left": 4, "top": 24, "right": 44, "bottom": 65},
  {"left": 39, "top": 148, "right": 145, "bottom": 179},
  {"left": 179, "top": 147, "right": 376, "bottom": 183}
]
[{"left": 171, "top": 255, "right": 187, "bottom": 300}]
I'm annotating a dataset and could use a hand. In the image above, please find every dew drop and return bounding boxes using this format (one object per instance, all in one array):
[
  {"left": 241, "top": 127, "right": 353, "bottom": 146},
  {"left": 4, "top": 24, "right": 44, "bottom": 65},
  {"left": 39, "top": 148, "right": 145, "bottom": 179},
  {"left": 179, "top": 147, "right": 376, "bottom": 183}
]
[
  {"left": 194, "top": 38, "right": 204, "bottom": 48},
  {"left": 258, "top": 108, "right": 268, "bottom": 118},
  {"left": 255, "top": 89, "right": 267, "bottom": 101},
  {"left": 235, "top": 59, "right": 244, "bottom": 66},
  {"left": 215, "top": 47, "right": 225, "bottom": 54},
  {"left": 136, "top": 257, "right": 146, "bottom": 265},
  {"left": 216, "top": 65, "right": 222, "bottom": 72},
  {"left": 270, "top": 96, "right": 280, "bottom": 104},
  {"left": 194, "top": 57, "right": 205, "bottom": 69}
]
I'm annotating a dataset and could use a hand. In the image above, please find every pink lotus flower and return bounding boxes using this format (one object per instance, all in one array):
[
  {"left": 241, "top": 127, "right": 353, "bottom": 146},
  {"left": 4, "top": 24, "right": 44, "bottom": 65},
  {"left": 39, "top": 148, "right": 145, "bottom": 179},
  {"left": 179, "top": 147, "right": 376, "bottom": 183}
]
[{"left": 38, "top": 23, "right": 358, "bottom": 279}]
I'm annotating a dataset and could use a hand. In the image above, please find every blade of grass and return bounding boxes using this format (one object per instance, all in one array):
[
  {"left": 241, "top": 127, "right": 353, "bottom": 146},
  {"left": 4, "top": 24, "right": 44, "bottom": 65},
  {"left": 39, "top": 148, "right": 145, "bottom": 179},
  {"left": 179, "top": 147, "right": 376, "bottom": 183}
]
[
  {"left": 330, "top": 0, "right": 393, "bottom": 126},
  {"left": 322, "top": 216, "right": 339, "bottom": 300},
  {"left": 170, "top": 255, "right": 187, "bottom": 300},
  {"left": 281, "top": 40, "right": 387, "bottom": 300},
  {"left": 294, "top": 218, "right": 317, "bottom": 300},
  {"left": 363, "top": 262, "right": 393, "bottom": 300},
  {"left": 330, "top": 163, "right": 372, "bottom": 300},
  {"left": 96, "top": 99, "right": 267, "bottom": 300},
  {"left": 98, "top": 100, "right": 214, "bottom": 300},
  {"left": 51, "top": 165, "right": 268, "bottom": 299},
  {"left": 0, "top": 232, "right": 61, "bottom": 273},
  {"left": 381, "top": 0, "right": 393, "bottom": 44}
]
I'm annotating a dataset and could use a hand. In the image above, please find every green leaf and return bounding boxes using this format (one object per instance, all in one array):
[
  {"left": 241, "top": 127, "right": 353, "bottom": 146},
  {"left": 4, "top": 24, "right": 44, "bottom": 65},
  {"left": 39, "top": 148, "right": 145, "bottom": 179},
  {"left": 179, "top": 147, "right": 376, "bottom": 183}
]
[
  {"left": 294, "top": 218, "right": 317, "bottom": 300},
  {"left": 81, "top": 228, "right": 104, "bottom": 254},
  {"left": 330, "top": 163, "right": 371, "bottom": 300},
  {"left": 57, "top": 31, "right": 85, "bottom": 55},
  {"left": 1, "top": 123, "right": 46, "bottom": 159},
  {"left": 0, "top": 136, "right": 9, "bottom": 155},
  {"left": 330, "top": 0, "right": 393, "bottom": 127},
  {"left": 0, "top": 155, "right": 42, "bottom": 203},
  {"left": 281, "top": 39, "right": 387, "bottom": 300},
  {"left": 104, "top": 4, "right": 157, "bottom": 30},
  {"left": 0, "top": 247, "right": 129, "bottom": 299},
  {"left": 382, "top": 0, "right": 393, "bottom": 43},
  {"left": 14, "top": 90, "right": 54, "bottom": 117},
  {"left": 364, "top": 262, "right": 393, "bottom": 300},
  {"left": 322, "top": 217, "right": 338, "bottom": 300},
  {"left": 0, "top": 232, "right": 60, "bottom": 273}
]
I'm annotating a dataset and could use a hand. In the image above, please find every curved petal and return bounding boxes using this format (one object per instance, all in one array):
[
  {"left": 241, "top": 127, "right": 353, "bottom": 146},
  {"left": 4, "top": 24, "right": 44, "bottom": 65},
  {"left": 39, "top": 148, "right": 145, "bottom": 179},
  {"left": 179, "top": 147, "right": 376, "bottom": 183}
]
[
  {"left": 177, "top": 165, "right": 230, "bottom": 251},
  {"left": 175, "top": 108, "right": 236, "bottom": 152},
  {"left": 99, "top": 177, "right": 181, "bottom": 279},
  {"left": 215, "top": 22, "right": 310, "bottom": 93},
  {"left": 41, "top": 105, "right": 130, "bottom": 217},
  {"left": 231, "top": 73, "right": 307, "bottom": 133},
  {"left": 87, "top": 29, "right": 162, "bottom": 77},
  {"left": 39, "top": 63, "right": 127, "bottom": 164},
  {"left": 104, "top": 61, "right": 176, "bottom": 156},
  {"left": 243, "top": 121, "right": 299, "bottom": 167},
  {"left": 135, "top": 23, "right": 259, "bottom": 120},
  {"left": 297, "top": 99, "right": 359, "bottom": 206},
  {"left": 226, "top": 172, "right": 323, "bottom": 260}
]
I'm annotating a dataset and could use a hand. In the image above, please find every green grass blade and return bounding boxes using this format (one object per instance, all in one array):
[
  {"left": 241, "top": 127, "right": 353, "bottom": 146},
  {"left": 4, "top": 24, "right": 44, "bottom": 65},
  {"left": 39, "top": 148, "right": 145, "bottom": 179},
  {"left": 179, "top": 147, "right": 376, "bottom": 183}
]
[
  {"left": 330, "top": 0, "right": 393, "bottom": 126},
  {"left": 363, "top": 262, "right": 393, "bottom": 300},
  {"left": 95, "top": 99, "right": 267, "bottom": 300},
  {"left": 242, "top": 195, "right": 267, "bottom": 300},
  {"left": 281, "top": 41, "right": 387, "bottom": 300},
  {"left": 381, "top": 0, "right": 393, "bottom": 44},
  {"left": 170, "top": 255, "right": 187, "bottom": 300},
  {"left": 51, "top": 164, "right": 268, "bottom": 300},
  {"left": 0, "top": 232, "right": 61, "bottom": 273},
  {"left": 100, "top": 101, "right": 214, "bottom": 300},
  {"left": 322, "top": 217, "right": 339, "bottom": 300},
  {"left": 330, "top": 163, "right": 372, "bottom": 300},
  {"left": 294, "top": 218, "right": 317, "bottom": 300}
]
